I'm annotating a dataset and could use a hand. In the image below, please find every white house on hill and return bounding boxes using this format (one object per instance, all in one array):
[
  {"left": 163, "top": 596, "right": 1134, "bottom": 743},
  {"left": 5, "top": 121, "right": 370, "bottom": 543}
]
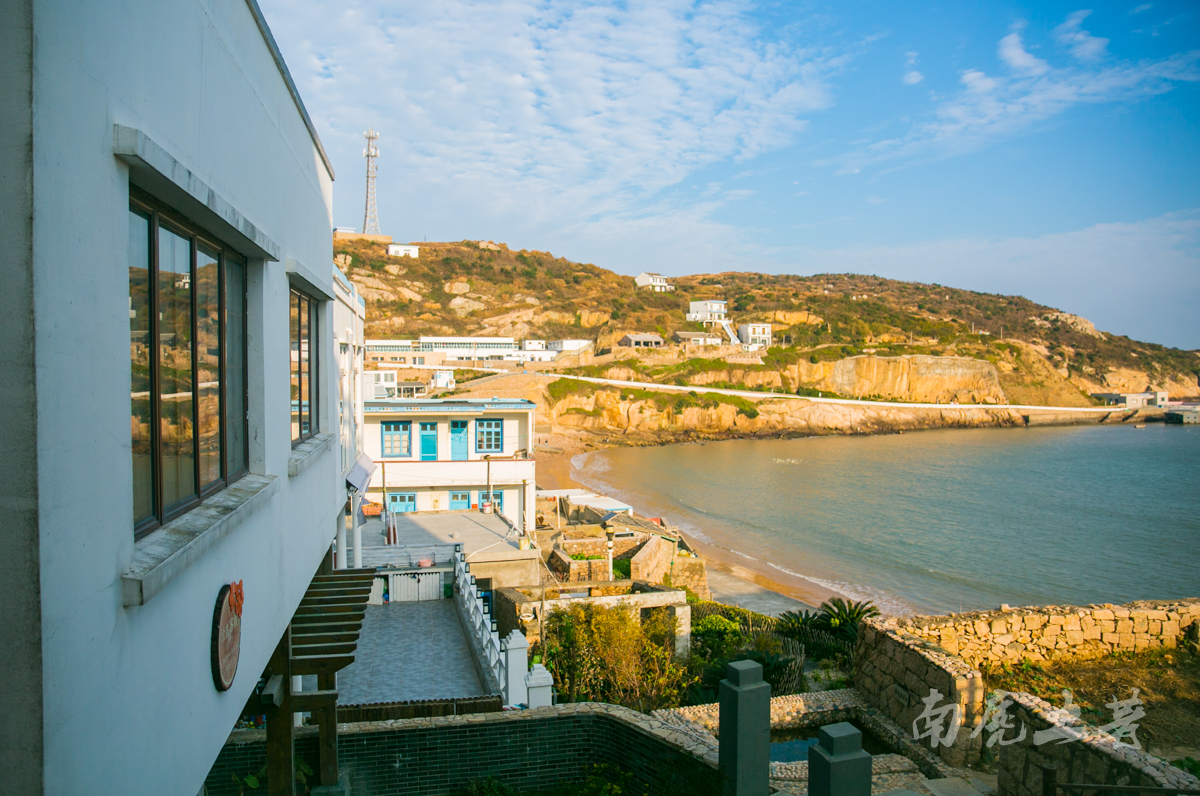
[{"left": 634, "top": 272, "right": 674, "bottom": 292}]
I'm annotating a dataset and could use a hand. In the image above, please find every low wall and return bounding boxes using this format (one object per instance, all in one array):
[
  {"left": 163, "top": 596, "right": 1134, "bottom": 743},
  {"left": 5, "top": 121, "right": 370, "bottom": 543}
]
[
  {"left": 666, "top": 557, "right": 710, "bottom": 600},
  {"left": 548, "top": 548, "right": 610, "bottom": 581},
  {"left": 494, "top": 581, "right": 691, "bottom": 655},
  {"left": 895, "top": 599, "right": 1200, "bottom": 668},
  {"left": 337, "top": 694, "right": 501, "bottom": 722},
  {"left": 854, "top": 619, "right": 986, "bottom": 767},
  {"left": 205, "top": 703, "right": 721, "bottom": 796},
  {"left": 631, "top": 535, "right": 671, "bottom": 581},
  {"left": 855, "top": 599, "right": 1200, "bottom": 769},
  {"left": 997, "top": 693, "right": 1199, "bottom": 796}
]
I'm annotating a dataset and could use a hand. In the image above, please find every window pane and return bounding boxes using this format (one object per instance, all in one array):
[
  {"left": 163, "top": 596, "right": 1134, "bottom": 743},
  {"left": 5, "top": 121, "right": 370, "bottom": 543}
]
[
  {"left": 196, "top": 245, "right": 221, "bottom": 488},
  {"left": 129, "top": 209, "right": 154, "bottom": 526},
  {"left": 307, "top": 298, "right": 318, "bottom": 435},
  {"left": 291, "top": 291, "right": 301, "bottom": 442},
  {"left": 299, "top": 294, "right": 309, "bottom": 438},
  {"left": 225, "top": 259, "right": 247, "bottom": 475},
  {"left": 158, "top": 225, "right": 196, "bottom": 510}
]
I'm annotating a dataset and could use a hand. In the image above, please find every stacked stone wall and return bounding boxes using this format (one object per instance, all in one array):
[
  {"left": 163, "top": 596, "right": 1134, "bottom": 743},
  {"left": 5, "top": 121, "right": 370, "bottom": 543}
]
[
  {"left": 854, "top": 620, "right": 986, "bottom": 767},
  {"left": 855, "top": 599, "right": 1200, "bottom": 770},
  {"left": 897, "top": 599, "right": 1200, "bottom": 668},
  {"left": 631, "top": 535, "right": 671, "bottom": 581},
  {"left": 996, "top": 693, "right": 1199, "bottom": 796},
  {"left": 666, "top": 558, "right": 710, "bottom": 600}
]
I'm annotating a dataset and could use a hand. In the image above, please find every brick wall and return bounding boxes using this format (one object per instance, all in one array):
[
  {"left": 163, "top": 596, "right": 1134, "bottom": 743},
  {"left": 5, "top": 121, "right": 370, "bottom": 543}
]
[{"left": 205, "top": 703, "right": 721, "bottom": 796}]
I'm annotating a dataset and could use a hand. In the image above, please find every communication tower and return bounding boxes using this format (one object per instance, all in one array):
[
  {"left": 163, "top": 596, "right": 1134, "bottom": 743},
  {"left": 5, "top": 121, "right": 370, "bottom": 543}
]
[{"left": 362, "top": 127, "right": 381, "bottom": 235}]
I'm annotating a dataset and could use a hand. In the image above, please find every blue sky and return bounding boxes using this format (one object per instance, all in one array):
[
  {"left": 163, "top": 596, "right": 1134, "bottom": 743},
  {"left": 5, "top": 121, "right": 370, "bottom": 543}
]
[{"left": 264, "top": 0, "right": 1199, "bottom": 348}]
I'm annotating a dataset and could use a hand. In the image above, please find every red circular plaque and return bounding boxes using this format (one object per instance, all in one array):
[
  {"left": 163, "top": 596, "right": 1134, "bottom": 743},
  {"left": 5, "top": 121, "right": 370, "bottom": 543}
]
[{"left": 211, "top": 582, "right": 242, "bottom": 691}]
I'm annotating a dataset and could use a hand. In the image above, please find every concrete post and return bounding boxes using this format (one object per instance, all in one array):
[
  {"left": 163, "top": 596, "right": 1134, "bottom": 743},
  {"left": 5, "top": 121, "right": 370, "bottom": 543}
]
[
  {"left": 525, "top": 664, "right": 554, "bottom": 708},
  {"left": 606, "top": 539, "right": 614, "bottom": 581},
  {"left": 352, "top": 494, "right": 363, "bottom": 569},
  {"left": 719, "top": 660, "right": 771, "bottom": 796},
  {"left": 671, "top": 603, "right": 692, "bottom": 659},
  {"left": 808, "top": 722, "right": 871, "bottom": 796},
  {"left": 503, "top": 630, "right": 529, "bottom": 706},
  {"left": 335, "top": 507, "right": 347, "bottom": 569}
]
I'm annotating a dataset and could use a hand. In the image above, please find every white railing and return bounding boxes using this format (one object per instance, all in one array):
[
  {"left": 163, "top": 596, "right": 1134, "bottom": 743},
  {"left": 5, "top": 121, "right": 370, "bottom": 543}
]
[{"left": 454, "top": 546, "right": 505, "bottom": 692}]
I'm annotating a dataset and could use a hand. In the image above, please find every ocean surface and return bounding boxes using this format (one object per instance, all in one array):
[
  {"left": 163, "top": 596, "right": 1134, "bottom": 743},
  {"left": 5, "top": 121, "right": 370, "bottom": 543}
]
[{"left": 570, "top": 424, "right": 1200, "bottom": 615}]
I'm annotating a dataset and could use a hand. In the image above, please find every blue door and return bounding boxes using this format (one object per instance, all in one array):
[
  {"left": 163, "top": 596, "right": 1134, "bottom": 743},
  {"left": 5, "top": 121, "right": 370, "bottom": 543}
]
[
  {"left": 388, "top": 493, "right": 416, "bottom": 513},
  {"left": 450, "top": 420, "right": 468, "bottom": 461},
  {"left": 479, "top": 490, "right": 503, "bottom": 514},
  {"left": 450, "top": 491, "right": 470, "bottom": 510},
  {"left": 420, "top": 422, "right": 438, "bottom": 461}
]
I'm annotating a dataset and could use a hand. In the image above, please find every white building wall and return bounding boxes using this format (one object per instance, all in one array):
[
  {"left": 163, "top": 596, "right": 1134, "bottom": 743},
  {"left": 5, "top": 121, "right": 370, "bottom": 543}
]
[{"left": 22, "top": 1, "right": 339, "bottom": 794}]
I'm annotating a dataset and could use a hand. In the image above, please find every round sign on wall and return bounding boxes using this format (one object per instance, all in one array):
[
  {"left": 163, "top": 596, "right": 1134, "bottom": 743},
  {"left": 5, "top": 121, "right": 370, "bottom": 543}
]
[{"left": 211, "top": 580, "right": 243, "bottom": 691}]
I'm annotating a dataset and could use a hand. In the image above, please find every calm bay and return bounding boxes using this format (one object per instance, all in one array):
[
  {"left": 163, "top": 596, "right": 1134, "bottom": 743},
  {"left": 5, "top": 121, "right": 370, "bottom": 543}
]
[{"left": 570, "top": 424, "right": 1200, "bottom": 615}]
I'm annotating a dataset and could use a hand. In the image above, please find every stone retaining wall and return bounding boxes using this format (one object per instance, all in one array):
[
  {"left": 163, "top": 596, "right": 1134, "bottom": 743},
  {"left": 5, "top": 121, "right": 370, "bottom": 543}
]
[
  {"left": 896, "top": 600, "right": 1200, "bottom": 668},
  {"left": 996, "top": 693, "right": 1200, "bottom": 796},
  {"left": 631, "top": 535, "right": 671, "bottom": 581},
  {"left": 854, "top": 599, "right": 1200, "bottom": 770},
  {"left": 855, "top": 618, "right": 987, "bottom": 767},
  {"left": 205, "top": 703, "right": 720, "bottom": 796}
]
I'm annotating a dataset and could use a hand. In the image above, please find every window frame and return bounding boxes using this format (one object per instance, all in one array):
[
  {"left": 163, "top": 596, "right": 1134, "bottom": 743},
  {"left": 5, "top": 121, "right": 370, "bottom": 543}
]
[
  {"left": 290, "top": 287, "right": 321, "bottom": 446},
  {"left": 381, "top": 421, "right": 412, "bottom": 458},
  {"left": 130, "top": 191, "right": 249, "bottom": 541},
  {"left": 475, "top": 418, "right": 503, "bottom": 454}
]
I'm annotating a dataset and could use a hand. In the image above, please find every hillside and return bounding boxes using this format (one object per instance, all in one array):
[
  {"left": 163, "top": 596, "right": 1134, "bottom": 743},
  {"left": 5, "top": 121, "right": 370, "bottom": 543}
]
[{"left": 336, "top": 238, "right": 1200, "bottom": 403}]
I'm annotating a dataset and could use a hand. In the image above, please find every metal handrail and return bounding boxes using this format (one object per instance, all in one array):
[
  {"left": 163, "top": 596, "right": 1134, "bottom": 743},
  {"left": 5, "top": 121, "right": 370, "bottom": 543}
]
[{"left": 1043, "top": 765, "right": 1200, "bottom": 796}]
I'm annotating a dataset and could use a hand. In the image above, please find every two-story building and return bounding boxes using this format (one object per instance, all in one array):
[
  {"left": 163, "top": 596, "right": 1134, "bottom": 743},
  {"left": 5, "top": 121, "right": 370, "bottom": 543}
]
[
  {"left": 362, "top": 398, "right": 538, "bottom": 533},
  {"left": 685, "top": 299, "right": 728, "bottom": 324},
  {"left": 1092, "top": 391, "right": 1169, "bottom": 408},
  {"left": 738, "top": 323, "right": 773, "bottom": 349},
  {"left": 634, "top": 272, "right": 675, "bottom": 292},
  {"left": 1, "top": 1, "right": 349, "bottom": 793}
]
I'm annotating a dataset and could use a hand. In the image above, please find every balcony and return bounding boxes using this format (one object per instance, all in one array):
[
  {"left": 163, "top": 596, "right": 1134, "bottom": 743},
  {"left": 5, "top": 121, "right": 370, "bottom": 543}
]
[{"left": 372, "top": 456, "right": 536, "bottom": 488}]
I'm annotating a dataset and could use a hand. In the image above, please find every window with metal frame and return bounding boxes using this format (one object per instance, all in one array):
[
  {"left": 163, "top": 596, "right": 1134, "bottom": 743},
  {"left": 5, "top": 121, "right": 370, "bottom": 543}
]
[
  {"left": 129, "top": 193, "right": 248, "bottom": 540},
  {"left": 476, "top": 418, "right": 503, "bottom": 453},
  {"left": 290, "top": 287, "right": 320, "bottom": 444},
  {"left": 381, "top": 421, "right": 411, "bottom": 457}
]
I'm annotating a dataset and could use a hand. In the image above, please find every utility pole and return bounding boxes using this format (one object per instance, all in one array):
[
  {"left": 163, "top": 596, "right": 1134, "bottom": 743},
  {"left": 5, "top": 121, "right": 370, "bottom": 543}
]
[{"left": 362, "top": 127, "right": 381, "bottom": 235}]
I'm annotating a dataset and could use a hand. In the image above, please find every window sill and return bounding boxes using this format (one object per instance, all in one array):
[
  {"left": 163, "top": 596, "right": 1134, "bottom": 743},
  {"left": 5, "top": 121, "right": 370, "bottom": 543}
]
[
  {"left": 288, "top": 432, "right": 334, "bottom": 478},
  {"left": 122, "top": 474, "right": 279, "bottom": 606}
]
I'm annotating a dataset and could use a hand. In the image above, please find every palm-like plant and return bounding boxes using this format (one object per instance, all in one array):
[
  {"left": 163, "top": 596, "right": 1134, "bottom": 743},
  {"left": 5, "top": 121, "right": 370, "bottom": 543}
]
[
  {"left": 775, "top": 609, "right": 827, "bottom": 641},
  {"left": 818, "top": 598, "right": 880, "bottom": 641}
]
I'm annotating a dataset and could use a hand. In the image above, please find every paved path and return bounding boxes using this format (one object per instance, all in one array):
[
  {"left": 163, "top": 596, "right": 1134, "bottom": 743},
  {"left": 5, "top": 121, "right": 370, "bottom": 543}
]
[
  {"left": 334, "top": 601, "right": 484, "bottom": 705},
  {"left": 532, "top": 372, "right": 1118, "bottom": 413}
]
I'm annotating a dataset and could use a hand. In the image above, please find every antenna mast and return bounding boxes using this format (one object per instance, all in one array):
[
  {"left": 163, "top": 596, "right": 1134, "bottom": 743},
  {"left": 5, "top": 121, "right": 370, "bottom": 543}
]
[{"left": 362, "top": 127, "right": 381, "bottom": 235}]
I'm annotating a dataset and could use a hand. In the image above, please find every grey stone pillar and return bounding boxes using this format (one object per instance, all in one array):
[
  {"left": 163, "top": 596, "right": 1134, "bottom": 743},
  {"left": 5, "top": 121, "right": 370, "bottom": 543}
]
[
  {"left": 719, "top": 660, "right": 771, "bottom": 796},
  {"left": 808, "top": 722, "right": 871, "bottom": 796}
]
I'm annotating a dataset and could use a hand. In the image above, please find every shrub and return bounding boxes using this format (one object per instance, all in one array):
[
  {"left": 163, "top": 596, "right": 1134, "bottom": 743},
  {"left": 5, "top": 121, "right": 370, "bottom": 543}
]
[{"left": 691, "top": 615, "right": 744, "bottom": 661}]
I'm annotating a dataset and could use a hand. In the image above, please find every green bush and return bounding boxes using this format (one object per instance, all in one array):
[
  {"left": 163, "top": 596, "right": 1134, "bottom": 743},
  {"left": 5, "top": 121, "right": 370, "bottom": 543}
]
[{"left": 691, "top": 615, "right": 744, "bottom": 661}]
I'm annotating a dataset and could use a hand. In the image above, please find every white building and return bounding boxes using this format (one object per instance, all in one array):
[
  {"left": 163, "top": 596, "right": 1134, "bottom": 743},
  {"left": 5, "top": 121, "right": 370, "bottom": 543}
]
[
  {"left": 738, "top": 323, "right": 773, "bottom": 349},
  {"left": 1, "top": 2, "right": 347, "bottom": 793},
  {"left": 363, "top": 398, "right": 538, "bottom": 533},
  {"left": 523, "top": 339, "right": 548, "bottom": 350},
  {"left": 387, "top": 243, "right": 420, "bottom": 258},
  {"left": 333, "top": 265, "right": 367, "bottom": 566},
  {"left": 634, "top": 272, "right": 674, "bottom": 292},
  {"left": 686, "top": 299, "right": 728, "bottom": 325},
  {"left": 548, "top": 339, "right": 592, "bottom": 352},
  {"left": 1092, "top": 391, "right": 1169, "bottom": 408},
  {"left": 431, "top": 369, "right": 457, "bottom": 390},
  {"left": 673, "top": 331, "right": 724, "bottom": 346}
]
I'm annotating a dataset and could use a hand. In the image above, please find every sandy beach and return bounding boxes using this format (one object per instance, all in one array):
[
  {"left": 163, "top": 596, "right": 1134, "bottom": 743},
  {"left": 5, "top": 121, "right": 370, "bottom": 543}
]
[{"left": 536, "top": 446, "right": 836, "bottom": 614}]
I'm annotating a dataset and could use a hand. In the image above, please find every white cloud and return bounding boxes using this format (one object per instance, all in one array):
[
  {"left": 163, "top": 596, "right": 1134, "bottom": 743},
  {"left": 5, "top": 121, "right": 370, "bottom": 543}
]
[
  {"left": 1055, "top": 10, "right": 1110, "bottom": 61},
  {"left": 1129, "top": 4, "right": 1153, "bottom": 15},
  {"left": 903, "top": 50, "right": 924, "bottom": 84},
  {"left": 826, "top": 13, "right": 1199, "bottom": 174},
  {"left": 263, "top": 0, "right": 845, "bottom": 246},
  {"left": 783, "top": 211, "right": 1200, "bottom": 349},
  {"left": 998, "top": 30, "right": 1049, "bottom": 74}
]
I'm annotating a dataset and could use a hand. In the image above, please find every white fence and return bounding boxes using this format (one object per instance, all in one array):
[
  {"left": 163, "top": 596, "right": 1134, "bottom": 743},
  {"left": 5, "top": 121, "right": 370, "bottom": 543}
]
[{"left": 453, "top": 546, "right": 553, "bottom": 707}]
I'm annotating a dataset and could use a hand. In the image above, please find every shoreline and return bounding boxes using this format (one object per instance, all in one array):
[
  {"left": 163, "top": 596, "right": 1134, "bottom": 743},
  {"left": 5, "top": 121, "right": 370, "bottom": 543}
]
[{"left": 536, "top": 447, "right": 841, "bottom": 613}]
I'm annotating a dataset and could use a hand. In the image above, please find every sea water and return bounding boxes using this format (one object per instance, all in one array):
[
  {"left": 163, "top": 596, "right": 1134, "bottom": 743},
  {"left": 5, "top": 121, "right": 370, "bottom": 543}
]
[{"left": 571, "top": 424, "right": 1200, "bottom": 614}]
